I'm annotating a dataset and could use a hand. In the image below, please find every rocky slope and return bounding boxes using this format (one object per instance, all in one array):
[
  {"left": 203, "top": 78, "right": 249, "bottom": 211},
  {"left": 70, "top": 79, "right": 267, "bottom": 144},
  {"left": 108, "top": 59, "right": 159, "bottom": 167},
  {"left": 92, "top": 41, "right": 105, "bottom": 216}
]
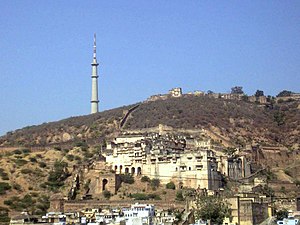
[{"left": 2, "top": 95, "right": 299, "bottom": 149}]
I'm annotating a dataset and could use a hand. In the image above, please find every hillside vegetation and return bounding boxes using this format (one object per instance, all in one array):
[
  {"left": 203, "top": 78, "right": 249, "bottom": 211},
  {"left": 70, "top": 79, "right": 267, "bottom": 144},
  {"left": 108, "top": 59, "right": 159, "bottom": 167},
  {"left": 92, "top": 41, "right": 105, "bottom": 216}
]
[{"left": 126, "top": 95, "right": 299, "bottom": 148}]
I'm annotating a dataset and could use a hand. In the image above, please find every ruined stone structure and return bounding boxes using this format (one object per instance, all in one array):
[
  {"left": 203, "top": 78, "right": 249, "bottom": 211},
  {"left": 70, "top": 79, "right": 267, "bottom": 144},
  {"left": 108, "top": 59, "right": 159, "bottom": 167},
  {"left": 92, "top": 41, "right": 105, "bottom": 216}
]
[
  {"left": 105, "top": 133, "right": 223, "bottom": 190},
  {"left": 169, "top": 87, "right": 182, "bottom": 97},
  {"left": 146, "top": 87, "right": 183, "bottom": 102},
  {"left": 49, "top": 194, "right": 65, "bottom": 213},
  {"left": 224, "top": 194, "right": 270, "bottom": 225},
  {"left": 84, "top": 161, "right": 121, "bottom": 198},
  {"left": 227, "top": 156, "right": 251, "bottom": 180},
  {"left": 248, "top": 95, "right": 267, "bottom": 104},
  {"left": 276, "top": 93, "right": 300, "bottom": 102}
]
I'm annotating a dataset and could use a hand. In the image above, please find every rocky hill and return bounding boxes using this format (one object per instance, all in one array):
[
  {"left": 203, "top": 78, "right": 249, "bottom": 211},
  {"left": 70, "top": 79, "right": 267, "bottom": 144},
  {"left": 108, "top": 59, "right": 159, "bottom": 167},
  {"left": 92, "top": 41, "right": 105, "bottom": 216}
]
[
  {"left": 0, "top": 104, "right": 135, "bottom": 147},
  {"left": 126, "top": 96, "right": 300, "bottom": 149},
  {"left": 0, "top": 94, "right": 299, "bottom": 220},
  {"left": 1, "top": 95, "right": 299, "bottom": 149}
]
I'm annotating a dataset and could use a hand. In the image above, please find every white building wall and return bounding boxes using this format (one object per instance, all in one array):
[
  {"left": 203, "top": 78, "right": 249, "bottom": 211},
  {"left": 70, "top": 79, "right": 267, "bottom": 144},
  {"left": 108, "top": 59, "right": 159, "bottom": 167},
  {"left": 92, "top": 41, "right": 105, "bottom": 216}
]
[{"left": 106, "top": 149, "right": 221, "bottom": 190}]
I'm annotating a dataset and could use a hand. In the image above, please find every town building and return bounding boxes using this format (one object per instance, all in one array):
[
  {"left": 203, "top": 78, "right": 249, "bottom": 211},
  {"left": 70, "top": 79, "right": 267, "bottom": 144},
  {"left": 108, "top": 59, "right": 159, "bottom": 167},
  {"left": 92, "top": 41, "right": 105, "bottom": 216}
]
[
  {"left": 123, "top": 203, "right": 155, "bottom": 225},
  {"left": 222, "top": 193, "right": 271, "bottom": 225},
  {"left": 95, "top": 209, "right": 125, "bottom": 224}
]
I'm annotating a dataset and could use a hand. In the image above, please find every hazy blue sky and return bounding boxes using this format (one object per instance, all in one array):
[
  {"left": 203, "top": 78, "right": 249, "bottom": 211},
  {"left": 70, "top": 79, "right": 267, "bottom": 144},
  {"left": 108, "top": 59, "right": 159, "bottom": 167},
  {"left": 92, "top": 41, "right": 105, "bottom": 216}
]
[{"left": 1, "top": 1, "right": 300, "bottom": 135}]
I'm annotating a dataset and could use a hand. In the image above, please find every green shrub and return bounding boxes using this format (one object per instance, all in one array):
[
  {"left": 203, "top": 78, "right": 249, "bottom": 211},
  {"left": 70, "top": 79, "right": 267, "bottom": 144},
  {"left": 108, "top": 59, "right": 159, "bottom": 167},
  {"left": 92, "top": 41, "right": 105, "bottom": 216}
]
[
  {"left": 148, "top": 193, "right": 161, "bottom": 200},
  {"left": 175, "top": 190, "right": 184, "bottom": 201},
  {"left": 130, "top": 193, "right": 161, "bottom": 200},
  {"left": 83, "top": 151, "right": 93, "bottom": 159},
  {"left": 131, "top": 193, "right": 149, "bottom": 200},
  {"left": 35, "top": 195, "right": 50, "bottom": 215},
  {"left": 274, "top": 111, "right": 285, "bottom": 126},
  {"left": 141, "top": 176, "right": 150, "bottom": 183},
  {"left": 4, "top": 194, "right": 38, "bottom": 212},
  {"left": 103, "top": 190, "right": 111, "bottom": 199},
  {"left": 120, "top": 174, "right": 135, "bottom": 184},
  {"left": 75, "top": 156, "right": 82, "bottom": 162},
  {"left": 276, "top": 209, "right": 288, "bottom": 221},
  {"left": 3, "top": 199, "right": 13, "bottom": 206},
  {"left": 0, "top": 206, "right": 10, "bottom": 222},
  {"left": 150, "top": 178, "right": 160, "bottom": 190},
  {"left": 29, "top": 157, "right": 37, "bottom": 163},
  {"left": 0, "top": 168, "right": 9, "bottom": 180},
  {"left": 63, "top": 149, "right": 70, "bottom": 154},
  {"left": 75, "top": 141, "right": 86, "bottom": 147},
  {"left": 0, "top": 182, "right": 11, "bottom": 195},
  {"left": 263, "top": 169, "right": 277, "bottom": 181},
  {"left": 75, "top": 141, "right": 89, "bottom": 151},
  {"left": 284, "top": 169, "right": 292, "bottom": 177},
  {"left": 13, "top": 149, "right": 22, "bottom": 155},
  {"left": 294, "top": 179, "right": 300, "bottom": 187},
  {"left": 66, "top": 154, "right": 75, "bottom": 161},
  {"left": 54, "top": 146, "right": 62, "bottom": 151},
  {"left": 39, "top": 183, "right": 47, "bottom": 189},
  {"left": 13, "top": 159, "right": 28, "bottom": 167},
  {"left": 166, "top": 181, "right": 176, "bottom": 190},
  {"left": 12, "top": 183, "right": 22, "bottom": 191},
  {"left": 22, "top": 149, "right": 31, "bottom": 154},
  {"left": 39, "top": 162, "right": 47, "bottom": 168},
  {"left": 261, "top": 185, "right": 275, "bottom": 197},
  {"left": 21, "top": 168, "right": 33, "bottom": 174}
]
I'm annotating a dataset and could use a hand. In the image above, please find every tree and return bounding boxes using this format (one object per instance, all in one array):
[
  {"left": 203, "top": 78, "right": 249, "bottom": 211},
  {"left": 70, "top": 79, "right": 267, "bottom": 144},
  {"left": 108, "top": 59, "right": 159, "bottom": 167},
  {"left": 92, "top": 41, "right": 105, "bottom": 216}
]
[
  {"left": 275, "top": 209, "right": 288, "bottom": 221},
  {"left": 277, "top": 90, "right": 293, "bottom": 97},
  {"left": 166, "top": 181, "right": 176, "bottom": 190},
  {"left": 46, "top": 161, "right": 70, "bottom": 190},
  {"left": 255, "top": 90, "right": 264, "bottom": 97},
  {"left": 260, "top": 185, "right": 275, "bottom": 197},
  {"left": 150, "top": 178, "right": 160, "bottom": 190},
  {"left": 120, "top": 174, "right": 134, "bottom": 184},
  {"left": 0, "top": 182, "right": 11, "bottom": 195},
  {"left": 103, "top": 190, "right": 111, "bottom": 199},
  {"left": 294, "top": 179, "right": 300, "bottom": 187},
  {"left": 0, "top": 207, "right": 10, "bottom": 222},
  {"left": 223, "top": 147, "right": 237, "bottom": 157},
  {"left": 141, "top": 176, "right": 150, "bottom": 183},
  {"left": 195, "top": 195, "right": 230, "bottom": 225},
  {"left": 274, "top": 111, "right": 285, "bottom": 126},
  {"left": 175, "top": 190, "right": 184, "bottom": 201},
  {"left": 231, "top": 86, "right": 244, "bottom": 95}
]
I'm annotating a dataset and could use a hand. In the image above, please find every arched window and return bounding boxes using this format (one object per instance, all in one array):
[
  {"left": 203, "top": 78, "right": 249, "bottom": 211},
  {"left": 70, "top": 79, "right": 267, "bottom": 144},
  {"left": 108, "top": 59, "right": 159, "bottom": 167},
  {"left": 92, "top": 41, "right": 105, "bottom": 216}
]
[
  {"left": 131, "top": 167, "right": 135, "bottom": 175},
  {"left": 102, "top": 179, "right": 108, "bottom": 191},
  {"left": 137, "top": 167, "right": 142, "bottom": 175},
  {"left": 125, "top": 168, "right": 129, "bottom": 174}
]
